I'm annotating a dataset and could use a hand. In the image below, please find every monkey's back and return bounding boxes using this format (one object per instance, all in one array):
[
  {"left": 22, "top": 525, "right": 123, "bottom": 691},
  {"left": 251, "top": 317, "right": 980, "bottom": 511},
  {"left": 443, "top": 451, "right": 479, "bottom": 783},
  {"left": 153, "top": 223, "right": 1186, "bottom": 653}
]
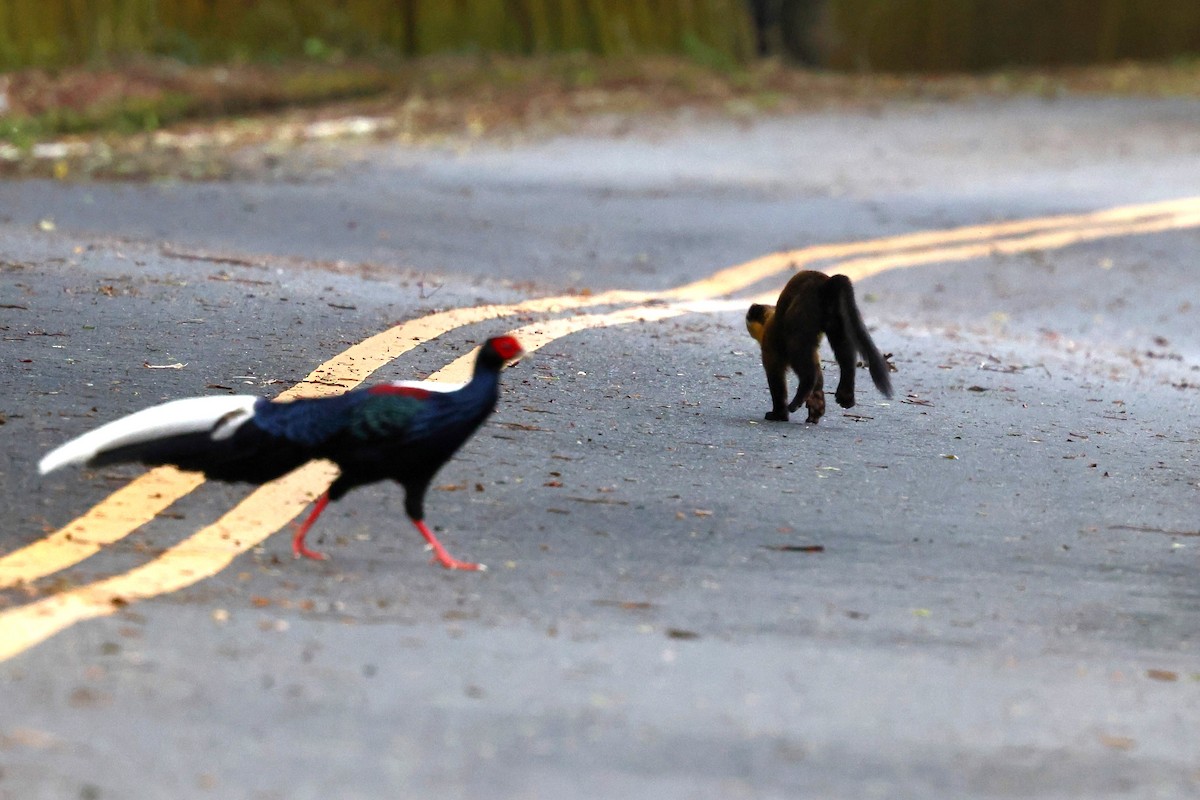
[{"left": 771, "top": 270, "right": 833, "bottom": 356}]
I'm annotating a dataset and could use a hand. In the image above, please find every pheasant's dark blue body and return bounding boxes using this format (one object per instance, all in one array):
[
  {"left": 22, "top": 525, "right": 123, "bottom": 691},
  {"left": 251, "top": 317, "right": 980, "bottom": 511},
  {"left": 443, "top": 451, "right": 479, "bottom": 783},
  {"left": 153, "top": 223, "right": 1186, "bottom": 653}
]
[
  {"left": 248, "top": 372, "right": 502, "bottom": 516},
  {"left": 61, "top": 336, "right": 525, "bottom": 569}
]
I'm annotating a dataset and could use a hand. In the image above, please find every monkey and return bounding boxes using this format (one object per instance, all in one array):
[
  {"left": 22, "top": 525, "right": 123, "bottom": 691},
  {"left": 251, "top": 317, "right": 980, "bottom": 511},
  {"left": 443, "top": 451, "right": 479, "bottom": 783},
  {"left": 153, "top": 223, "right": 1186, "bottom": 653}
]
[{"left": 746, "top": 271, "right": 892, "bottom": 423}]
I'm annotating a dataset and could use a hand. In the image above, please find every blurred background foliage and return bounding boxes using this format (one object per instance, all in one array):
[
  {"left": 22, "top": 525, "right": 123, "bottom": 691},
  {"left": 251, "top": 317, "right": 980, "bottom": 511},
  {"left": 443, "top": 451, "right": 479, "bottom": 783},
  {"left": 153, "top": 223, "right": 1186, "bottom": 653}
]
[
  {"left": 818, "top": 0, "right": 1200, "bottom": 71},
  {"left": 0, "top": 0, "right": 756, "bottom": 70},
  {"left": 1, "top": 0, "right": 1199, "bottom": 73},
  {"left": 3, "top": 0, "right": 1199, "bottom": 177}
]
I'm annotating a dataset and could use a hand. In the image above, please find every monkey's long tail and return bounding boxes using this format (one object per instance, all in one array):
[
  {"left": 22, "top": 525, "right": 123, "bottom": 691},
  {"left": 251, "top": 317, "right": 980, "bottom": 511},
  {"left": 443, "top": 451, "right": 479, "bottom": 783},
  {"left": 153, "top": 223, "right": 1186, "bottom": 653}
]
[{"left": 830, "top": 274, "right": 893, "bottom": 398}]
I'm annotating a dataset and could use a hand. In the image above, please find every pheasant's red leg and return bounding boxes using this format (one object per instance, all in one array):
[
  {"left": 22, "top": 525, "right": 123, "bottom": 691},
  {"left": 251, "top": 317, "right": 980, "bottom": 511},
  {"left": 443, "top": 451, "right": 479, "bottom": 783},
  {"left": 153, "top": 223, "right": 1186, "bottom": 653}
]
[
  {"left": 412, "top": 519, "right": 485, "bottom": 571},
  {"left": 292, "top": 492, "right": 331, "bottom": 561}
]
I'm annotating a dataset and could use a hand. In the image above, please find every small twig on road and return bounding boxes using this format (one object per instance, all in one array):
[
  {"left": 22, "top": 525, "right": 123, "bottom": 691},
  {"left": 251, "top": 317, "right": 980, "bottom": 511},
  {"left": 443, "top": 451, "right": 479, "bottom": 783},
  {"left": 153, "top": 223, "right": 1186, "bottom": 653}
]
[
  {"left": 417, "top": 278, "right": 443, "bottom": 299},
  {"left": 162, "top": 248, "right": 263, "bottom": 268},
  {"left": 1109, "top": 524, "right": 1200, "bottom": 537}
]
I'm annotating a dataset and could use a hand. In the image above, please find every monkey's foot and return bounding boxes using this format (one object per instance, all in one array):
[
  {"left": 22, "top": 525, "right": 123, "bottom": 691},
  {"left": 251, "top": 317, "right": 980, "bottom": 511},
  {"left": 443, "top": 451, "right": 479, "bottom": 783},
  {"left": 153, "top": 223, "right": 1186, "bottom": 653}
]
[{"left": 804, "top": 391, "right": 826, "bottom": 423}]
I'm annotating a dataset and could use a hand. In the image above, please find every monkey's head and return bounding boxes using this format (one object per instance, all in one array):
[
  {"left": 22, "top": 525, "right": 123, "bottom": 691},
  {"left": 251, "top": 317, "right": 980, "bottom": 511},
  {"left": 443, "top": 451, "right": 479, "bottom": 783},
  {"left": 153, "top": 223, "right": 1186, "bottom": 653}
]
[{"left": 745, "top": 304, "right": 774, "bottom": 344}]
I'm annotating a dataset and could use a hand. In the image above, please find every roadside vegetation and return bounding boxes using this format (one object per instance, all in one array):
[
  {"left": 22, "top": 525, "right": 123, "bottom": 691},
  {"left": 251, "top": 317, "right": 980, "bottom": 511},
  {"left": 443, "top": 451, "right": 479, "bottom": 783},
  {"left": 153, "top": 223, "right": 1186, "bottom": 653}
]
[
  {"left": 2, "top": 54, "right": 1200, "bottom": 181},
  {"left": 1, "top": 1, "right": 1198, "bottom": 181},
  {"left": 0, "top": 0, "right": 755, "bottom": 68}
]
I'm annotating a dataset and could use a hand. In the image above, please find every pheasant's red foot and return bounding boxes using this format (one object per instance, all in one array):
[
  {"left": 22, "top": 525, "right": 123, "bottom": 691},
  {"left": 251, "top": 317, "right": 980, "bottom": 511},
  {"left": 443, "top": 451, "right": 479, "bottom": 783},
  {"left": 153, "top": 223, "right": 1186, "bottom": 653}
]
[
  {"left": 432, "top": 554, "right": 486, "bottom": 571},
  {"left": 414, "top": 519, "right": 485, "bottom": 572},
  {"left": 292, "top": 492, "right": 331, "bottom": 561},
  {"left": 292, "top": 534, "right": 329, "bottom": 561}
]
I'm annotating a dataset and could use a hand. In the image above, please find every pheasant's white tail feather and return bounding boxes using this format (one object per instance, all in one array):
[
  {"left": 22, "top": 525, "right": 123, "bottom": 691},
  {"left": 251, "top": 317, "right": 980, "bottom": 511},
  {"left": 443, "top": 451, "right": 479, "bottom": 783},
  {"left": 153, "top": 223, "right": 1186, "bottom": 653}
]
[{"left": 38, "top": 395, "right": 258, "bottom": 475}]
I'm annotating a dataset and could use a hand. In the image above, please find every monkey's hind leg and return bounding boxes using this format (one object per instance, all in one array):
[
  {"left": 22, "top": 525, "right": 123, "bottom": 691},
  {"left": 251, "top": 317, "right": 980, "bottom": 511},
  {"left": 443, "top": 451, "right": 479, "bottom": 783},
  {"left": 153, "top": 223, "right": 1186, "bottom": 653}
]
[
  {"left": 787, "top": 386, "right": 805, "bottom": 413},
  {"left": 764, "top": 371, "right": 791, "bottom": 421},
  {"left": 762, "top": 350, "right": 791, "bottom": 421},
  {"left": 804, "top": 360, "right": 825, "bottom": 423},
  {"left": 788, "top": 346, "right": 824, "bottom": 424},
  {"left": 824, "top": 320, "right": 858, "bottom": 409}
]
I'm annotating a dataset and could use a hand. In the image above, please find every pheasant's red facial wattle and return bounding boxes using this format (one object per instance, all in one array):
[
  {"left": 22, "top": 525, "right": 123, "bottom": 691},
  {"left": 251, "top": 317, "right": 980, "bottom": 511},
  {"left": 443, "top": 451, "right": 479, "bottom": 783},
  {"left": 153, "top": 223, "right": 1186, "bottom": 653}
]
[{"left": 490, "top": 335, "right": 524, "bottom": 362}]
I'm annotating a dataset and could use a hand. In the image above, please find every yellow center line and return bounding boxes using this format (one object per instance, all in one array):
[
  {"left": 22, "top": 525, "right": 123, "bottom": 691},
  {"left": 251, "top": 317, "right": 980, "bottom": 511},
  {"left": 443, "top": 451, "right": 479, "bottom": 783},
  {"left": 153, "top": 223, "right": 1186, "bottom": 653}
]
[
  {"left": 283, "top": 290, "right": 651, "bottom": 396},
  {"left": 665, "top": 195, "right": 1200, "bottom": 300},
  {"left": 0, "top": 467, "right": 207, "bottom": 591},
  {"left": 4, "top": 195, "right": 1200, "bottom": 660},
  {"left": 833, "top": 207, "right": 1200, "bottom": 285},
  {"left": 739, "top": 205, "right": 1200, "bottom": 305},
  {"left": 0, "top": 461, "right": 337, "bottom": 664}
]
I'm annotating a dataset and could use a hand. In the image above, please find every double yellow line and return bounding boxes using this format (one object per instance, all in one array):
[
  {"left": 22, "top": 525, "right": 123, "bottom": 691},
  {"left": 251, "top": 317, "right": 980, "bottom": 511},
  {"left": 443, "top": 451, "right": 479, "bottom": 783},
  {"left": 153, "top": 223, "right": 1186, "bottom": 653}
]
[{"left": 3, "top": 196, "right": 1200, "bottom": 662}]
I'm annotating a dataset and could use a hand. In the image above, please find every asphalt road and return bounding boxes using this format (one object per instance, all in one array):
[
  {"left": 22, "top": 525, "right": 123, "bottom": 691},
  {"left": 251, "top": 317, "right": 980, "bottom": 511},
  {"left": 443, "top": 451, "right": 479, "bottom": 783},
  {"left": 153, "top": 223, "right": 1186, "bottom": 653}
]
[{"left": 2, "top": 95, "right": 1200, "bottom": 799}]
